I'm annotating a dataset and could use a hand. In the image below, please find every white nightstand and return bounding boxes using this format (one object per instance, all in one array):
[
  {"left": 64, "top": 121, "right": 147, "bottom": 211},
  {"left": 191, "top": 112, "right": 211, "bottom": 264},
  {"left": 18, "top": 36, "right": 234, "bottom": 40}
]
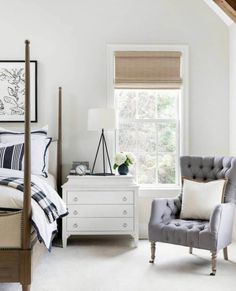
[{"left": 62, "top": 175, "right": 139, "bottom": 247}]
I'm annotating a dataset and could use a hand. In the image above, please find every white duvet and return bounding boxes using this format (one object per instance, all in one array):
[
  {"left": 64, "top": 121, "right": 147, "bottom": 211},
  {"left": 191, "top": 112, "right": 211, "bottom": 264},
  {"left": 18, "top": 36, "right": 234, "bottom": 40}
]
[{"left": 0, "top": 168, "right": 67, "bottom": 250}]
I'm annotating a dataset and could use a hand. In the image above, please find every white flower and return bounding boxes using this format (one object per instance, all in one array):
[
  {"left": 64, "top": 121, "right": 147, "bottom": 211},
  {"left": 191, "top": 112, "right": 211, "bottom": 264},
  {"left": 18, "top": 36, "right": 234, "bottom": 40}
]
[
  {"left": 126, "top": 152, "right": 135, "bottom": 164},
  {"left": 115, "top": 152, "right": 127, "bottom": 166}
]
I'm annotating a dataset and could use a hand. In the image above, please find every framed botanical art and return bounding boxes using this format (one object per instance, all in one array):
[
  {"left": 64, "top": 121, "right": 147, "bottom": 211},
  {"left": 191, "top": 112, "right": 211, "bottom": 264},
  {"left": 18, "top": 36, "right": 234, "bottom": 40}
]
[{"left": 0, "top": 60, "right": 37, "bottom": 122}]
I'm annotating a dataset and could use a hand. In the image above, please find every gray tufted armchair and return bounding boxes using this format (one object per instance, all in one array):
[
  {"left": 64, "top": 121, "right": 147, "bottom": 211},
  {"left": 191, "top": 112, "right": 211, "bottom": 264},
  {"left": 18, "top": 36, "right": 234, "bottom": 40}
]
[{"left": 148, "top": 156, "right": 236, "bottom": 275}]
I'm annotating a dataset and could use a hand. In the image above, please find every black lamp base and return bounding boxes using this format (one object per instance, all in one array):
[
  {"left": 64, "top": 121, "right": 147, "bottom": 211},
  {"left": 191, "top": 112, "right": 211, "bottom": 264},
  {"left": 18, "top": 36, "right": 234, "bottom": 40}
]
[{"left": 91, "top": 129, "right": 114, "bottom": 175}]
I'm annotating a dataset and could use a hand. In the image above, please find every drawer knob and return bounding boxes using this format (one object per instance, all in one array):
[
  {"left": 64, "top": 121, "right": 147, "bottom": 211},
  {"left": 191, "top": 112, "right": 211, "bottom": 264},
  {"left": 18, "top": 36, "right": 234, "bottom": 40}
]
[
  {"left": 73, "top": 197, "right": 78, "bottom": 202},
  {"left": 123, "top": 210, "right": 127, "bottom": 215},
  {"left": 123, "top": 223, "right": 127, "bottom": 228},
  {"left": 73, "top": 210, "right": 78, "bottom": 216},
  {"left": 123, "top": 196, "right": 127, "bottom": 202},
  {"left": 73, "top": 223, "right": 78, "bottom": 228}
]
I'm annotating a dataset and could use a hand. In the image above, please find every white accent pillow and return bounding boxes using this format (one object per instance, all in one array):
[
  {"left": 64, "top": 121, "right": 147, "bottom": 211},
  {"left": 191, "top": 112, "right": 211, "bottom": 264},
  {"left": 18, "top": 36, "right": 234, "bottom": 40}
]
[
  {"left": 180, "top": 178, "right": 226, "bottom": 220},
  {"left": 0, "top": 126, "right": 48, "bottom": 143}
]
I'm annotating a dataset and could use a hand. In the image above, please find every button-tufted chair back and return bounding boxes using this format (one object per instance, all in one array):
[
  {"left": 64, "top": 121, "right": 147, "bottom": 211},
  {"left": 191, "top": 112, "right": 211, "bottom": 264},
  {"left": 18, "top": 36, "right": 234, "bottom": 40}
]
[{"left": 180, "top": 156, "right": 236, "bottom": 203}]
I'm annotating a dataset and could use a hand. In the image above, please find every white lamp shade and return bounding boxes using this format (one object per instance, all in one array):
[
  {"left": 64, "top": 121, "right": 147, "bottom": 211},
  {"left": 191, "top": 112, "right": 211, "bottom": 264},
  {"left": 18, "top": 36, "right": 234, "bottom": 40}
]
[{"left": 88, "top": 108, "right": 117, "bottom": 131}]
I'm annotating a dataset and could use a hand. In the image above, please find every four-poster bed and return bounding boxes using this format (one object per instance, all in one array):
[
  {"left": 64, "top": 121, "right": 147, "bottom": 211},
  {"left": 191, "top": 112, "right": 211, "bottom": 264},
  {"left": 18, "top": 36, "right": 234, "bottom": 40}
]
[{"left": 0, "top": 41, "right": 65, "bottom": 291}]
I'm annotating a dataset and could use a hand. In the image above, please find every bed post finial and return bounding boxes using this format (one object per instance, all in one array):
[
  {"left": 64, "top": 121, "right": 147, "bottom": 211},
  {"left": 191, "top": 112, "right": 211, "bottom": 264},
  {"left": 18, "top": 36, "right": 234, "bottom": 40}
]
[{"left": 57, "top": 86, "right": 62, "bottom": 195}]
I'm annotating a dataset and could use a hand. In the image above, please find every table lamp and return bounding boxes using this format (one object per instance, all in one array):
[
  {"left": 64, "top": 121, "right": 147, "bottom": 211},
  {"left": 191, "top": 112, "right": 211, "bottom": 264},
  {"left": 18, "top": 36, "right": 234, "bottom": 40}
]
[{"left": 88, "top": 107, "right": 117, "bottom": 175}]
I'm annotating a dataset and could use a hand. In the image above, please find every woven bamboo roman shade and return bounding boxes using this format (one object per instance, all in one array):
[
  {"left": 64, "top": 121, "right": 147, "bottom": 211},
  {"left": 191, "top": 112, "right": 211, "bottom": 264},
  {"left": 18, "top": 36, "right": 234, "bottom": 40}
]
[{"left": 114, "top": 51, "right": 182, "bottom": 89}]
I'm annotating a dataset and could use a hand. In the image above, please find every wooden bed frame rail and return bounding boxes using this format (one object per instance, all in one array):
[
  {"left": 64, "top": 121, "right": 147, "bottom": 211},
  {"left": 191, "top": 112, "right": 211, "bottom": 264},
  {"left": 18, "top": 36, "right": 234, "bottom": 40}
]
[{"left": 0, "top": 41, "right": 63, "bottom": 291}]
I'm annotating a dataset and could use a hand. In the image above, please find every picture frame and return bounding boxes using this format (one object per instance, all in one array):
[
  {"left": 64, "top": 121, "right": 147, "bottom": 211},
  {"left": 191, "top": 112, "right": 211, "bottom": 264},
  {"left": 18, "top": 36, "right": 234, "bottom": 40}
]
[{"left": 0, "top": 60, "right": 37, "bottom": 122}]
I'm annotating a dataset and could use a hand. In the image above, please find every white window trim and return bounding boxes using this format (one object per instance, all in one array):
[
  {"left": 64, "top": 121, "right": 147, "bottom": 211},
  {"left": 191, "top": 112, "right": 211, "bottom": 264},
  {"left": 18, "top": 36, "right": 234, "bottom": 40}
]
[{"left": 106, "top": 44, "right": 189, "bottom": 190}]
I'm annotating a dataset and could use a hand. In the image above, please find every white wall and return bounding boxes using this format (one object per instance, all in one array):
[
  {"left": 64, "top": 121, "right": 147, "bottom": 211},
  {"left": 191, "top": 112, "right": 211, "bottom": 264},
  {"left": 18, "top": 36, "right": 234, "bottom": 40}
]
[
  {"left": 229, "top": 23, "right": 236, "bottom": 240},
  {"left": 229, "top": 24, "right": 236, "bottom": 155},
  {"left": 0, "top": 0, "right": 229, "bottom": 237}
]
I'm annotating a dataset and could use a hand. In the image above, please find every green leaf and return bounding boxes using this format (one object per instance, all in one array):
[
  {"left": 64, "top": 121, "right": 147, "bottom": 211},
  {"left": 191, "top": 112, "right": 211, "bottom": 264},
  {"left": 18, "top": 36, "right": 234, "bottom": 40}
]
[
  {"left": 113, "top": 164, "right": 118, "bottom": 170},
  {"left": 124, "top": 160, "right": 130, "bottom": 167}
]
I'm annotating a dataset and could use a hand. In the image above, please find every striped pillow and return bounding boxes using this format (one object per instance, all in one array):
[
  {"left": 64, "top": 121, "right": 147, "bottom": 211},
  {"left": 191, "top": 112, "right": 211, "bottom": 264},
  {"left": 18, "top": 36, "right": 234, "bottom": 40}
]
[{"left": 0, "top": 143, "right": 24, "bottom": 170}]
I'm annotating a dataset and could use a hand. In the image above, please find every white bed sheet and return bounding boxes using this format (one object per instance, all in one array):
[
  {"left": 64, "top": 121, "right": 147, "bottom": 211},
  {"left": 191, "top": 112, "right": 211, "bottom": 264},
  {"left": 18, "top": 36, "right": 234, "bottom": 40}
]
[
  {"left": 0, "top": 172, "right": 57, "bottom": 209},
  {"left": 38, "top": 173, "right": 57, "bottom": 190},
  {"left": 0, "top": 168, "right": 67, "bottom": 249}
]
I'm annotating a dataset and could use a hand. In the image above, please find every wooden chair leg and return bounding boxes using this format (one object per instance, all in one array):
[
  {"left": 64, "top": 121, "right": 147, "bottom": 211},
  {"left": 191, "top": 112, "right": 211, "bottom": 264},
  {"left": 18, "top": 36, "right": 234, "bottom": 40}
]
[
  {"left": 210, "top": 251, "right": 217, "bottom": 276},
  {"left": 22, "top": 284, "right": 31, "bottom": 291},
  {"left": 149, "top": 241, "right": 156, "bottom": 263},
  {"left": 189, "top": 247, "right": 193, "bottom": 254},
  {"left": 223, "top": 247, "right": 228, "bottom": 261}
]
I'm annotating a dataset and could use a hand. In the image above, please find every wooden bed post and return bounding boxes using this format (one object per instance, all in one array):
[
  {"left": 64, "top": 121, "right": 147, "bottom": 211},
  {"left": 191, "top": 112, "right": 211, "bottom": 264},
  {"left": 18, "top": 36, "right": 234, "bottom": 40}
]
[
  {"left": 0, "top": 42, "right": 61, "bottom": 290},
  {"left": 21, "top": 39, "right": 32, "bottom": 291},
  {"left": 22, "top": 39, "right": 31, "bottom": 249},
  {"left": 57, "top": 87, "right": 62, "bottom": 195}
]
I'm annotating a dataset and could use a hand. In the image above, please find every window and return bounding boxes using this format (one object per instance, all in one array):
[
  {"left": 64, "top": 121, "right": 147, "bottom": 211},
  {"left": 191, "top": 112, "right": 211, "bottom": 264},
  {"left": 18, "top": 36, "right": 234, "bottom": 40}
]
[
  {"left": 115, "top": 88, "right": 180, "bottom": 186},
  {"left": 111, "top": 48, "right": 185, "bottom": 187}
]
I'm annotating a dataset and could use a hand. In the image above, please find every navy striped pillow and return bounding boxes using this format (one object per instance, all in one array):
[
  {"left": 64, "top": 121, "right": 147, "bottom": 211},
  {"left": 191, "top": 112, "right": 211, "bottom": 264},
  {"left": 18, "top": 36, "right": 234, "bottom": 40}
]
[{"left": 0, "top": 143, "right": 24, "bottom": 170}]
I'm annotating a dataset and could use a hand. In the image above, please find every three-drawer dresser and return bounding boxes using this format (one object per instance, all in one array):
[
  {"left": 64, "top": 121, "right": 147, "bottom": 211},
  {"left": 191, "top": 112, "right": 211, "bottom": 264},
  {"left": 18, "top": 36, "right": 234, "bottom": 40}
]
[{"left": 62, "top": 175, "right": 139, "bottom": 247}]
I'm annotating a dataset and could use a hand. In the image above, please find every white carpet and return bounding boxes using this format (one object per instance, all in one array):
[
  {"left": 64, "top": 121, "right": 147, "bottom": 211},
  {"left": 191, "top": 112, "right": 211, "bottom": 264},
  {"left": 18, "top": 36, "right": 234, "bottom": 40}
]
[{"left": 1, "top": 237, "right": 236, "bottom": 291}]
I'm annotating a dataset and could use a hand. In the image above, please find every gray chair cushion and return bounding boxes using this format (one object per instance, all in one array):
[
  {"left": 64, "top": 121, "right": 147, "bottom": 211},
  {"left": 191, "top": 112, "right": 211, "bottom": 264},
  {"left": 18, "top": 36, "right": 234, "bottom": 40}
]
[
  {"left": 180, "top": 156, "right": 236, "bottom": 203},
  {"left": 149, "top": 218, "right": 217, "bottom": 250}
]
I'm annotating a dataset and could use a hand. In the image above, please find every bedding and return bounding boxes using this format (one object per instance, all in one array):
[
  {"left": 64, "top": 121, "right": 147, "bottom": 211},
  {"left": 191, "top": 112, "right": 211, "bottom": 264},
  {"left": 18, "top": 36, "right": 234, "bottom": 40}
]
[
  {"left": 0, "top": 138, "right": 51, "bottom": 177},
  {"left": 38, "top": 173, "right": 56, "bottom": 190},
  {"left": 0, "top": 143, "right": 24, "bottom": 170},
  {"left": 0, "top": 168, "right": 67, "bottom": 249},
  {"left": 0, "top": 126, "right": 51, "bottom": 177},
  {"left": 0, "top": 126, "right": 48, "bottom": 141},
  {"left": 22, "top": 138, "right": 51, "bottom": 177},
  {"left": 0, "top": 177, "right": 60, "bottom": 223}
]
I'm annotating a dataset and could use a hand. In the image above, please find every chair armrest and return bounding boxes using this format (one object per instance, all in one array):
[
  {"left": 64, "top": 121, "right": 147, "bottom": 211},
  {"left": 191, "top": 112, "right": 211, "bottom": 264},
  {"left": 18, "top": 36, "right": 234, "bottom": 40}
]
[
  {"left": 209, "top": 203, "right": 235, "bottom": 249},
  {"left": 149, "top": 197, "right": 181, "bottom": 225}
]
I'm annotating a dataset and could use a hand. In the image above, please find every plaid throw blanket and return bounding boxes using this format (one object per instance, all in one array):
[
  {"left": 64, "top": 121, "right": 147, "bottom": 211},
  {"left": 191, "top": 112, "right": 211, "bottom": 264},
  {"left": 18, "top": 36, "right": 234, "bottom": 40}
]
[{"left": 0, "top": 176, "right": 59, "bottom": 223}]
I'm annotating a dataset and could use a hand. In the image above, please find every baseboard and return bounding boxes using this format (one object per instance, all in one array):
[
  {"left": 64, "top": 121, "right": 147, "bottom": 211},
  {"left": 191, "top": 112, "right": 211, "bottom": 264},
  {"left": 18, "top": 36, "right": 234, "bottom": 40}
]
[{"left": 139, "top": 223, "right": 148, "bottom": 239}]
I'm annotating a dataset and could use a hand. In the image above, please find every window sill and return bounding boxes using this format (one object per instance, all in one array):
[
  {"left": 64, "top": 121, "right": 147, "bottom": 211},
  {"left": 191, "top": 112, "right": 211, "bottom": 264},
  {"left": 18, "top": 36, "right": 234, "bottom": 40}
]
[{"left": 139, "top": 186, "right": 181, "bottom": 198}]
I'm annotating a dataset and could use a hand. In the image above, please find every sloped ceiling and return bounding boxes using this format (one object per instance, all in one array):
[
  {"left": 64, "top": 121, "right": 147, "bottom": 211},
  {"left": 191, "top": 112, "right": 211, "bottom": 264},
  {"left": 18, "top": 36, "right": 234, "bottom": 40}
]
[{"left": 213, "top": 0, "right": 236, "bottom": 22}]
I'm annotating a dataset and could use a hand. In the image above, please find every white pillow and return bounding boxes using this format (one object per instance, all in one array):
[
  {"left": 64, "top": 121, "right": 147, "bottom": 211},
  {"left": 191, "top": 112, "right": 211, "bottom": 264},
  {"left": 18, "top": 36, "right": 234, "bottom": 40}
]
[
  {"left": 0, "top": 126, "right": 48, "bottom": 143},
  {"left": 180, "top": 178, "right": 227, "bottom": 220},
  {"left": 0, "top": 138, "right": 51, "bottom": 177}
]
